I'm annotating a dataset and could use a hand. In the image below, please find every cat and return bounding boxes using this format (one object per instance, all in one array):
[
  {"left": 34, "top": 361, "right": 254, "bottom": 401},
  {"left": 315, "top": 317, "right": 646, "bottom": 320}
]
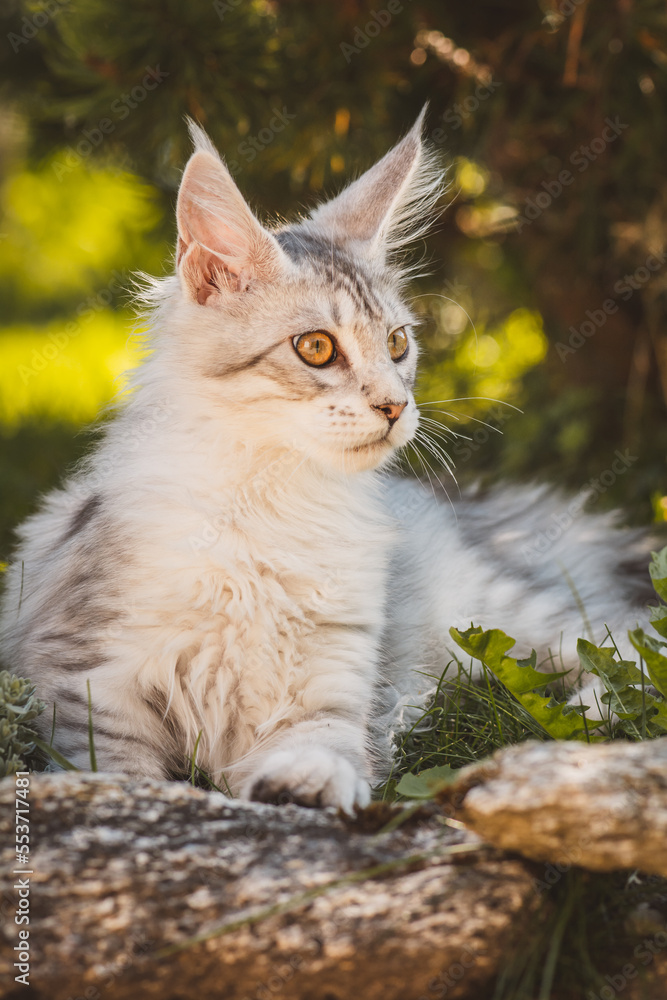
[{"left": 0, "top": 111, "right": 654, "bottom": 811}]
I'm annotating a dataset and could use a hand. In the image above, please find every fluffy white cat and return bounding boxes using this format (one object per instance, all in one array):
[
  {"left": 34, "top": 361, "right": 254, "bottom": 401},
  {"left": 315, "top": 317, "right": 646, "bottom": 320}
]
[{"left": 0, "top": 112, "right": 652, "bottom": 810}]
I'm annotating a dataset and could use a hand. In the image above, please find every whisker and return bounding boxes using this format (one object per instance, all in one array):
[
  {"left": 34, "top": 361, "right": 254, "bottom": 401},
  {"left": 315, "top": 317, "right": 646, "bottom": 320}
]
[
  {"left": 421, "top": 410, "right": 502, "bottom": 436},
  {"left": 415, "top": 428, "right": 456, "bottom": 477},
  {"left": 415, "top": 431, "right": 459, "bottom": 494},
  {"left": 419, "top": 406, "right": 462, "bottom": 420},
  {"left": 419, "top": 396, "right": 523, "bottom": 412},
  {"left": 406, "top": 441, "right": 438, "bottom": 503},
  {"left": 418, "top": 415, "right": 471, "bottom": 442},
  {"left": 410, "top": 438, "right": 441, "bottom": 496},
  {"left": 416, "top": 420, "right": 457, "bottom": 455},
  {"left": 413, "top": 439, "right": 458, "bottom": 524},
  {"left": 414, "top": 430, "right": 457, "bottom": 484}
]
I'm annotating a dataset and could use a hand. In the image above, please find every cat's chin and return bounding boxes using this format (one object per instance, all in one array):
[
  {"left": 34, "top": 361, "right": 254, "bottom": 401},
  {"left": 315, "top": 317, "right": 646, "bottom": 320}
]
[{"left": 338, "top": 437, "right": 397, "bottom": 472}]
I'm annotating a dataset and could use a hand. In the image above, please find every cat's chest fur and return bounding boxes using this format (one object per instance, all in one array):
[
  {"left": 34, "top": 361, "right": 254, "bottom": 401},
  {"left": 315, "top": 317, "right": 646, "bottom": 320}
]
[
  {"left": 185, "top": 484, "right": 390, "bottom": 647},
  {"left": 121, "top": 457, "right": 396, "bottom": 767}
]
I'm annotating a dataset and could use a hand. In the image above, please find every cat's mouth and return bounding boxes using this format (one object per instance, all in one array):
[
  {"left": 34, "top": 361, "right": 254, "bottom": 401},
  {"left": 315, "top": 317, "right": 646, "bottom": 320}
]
[{"left": 347, "top": 431, "right": 391, "bottom": 454}]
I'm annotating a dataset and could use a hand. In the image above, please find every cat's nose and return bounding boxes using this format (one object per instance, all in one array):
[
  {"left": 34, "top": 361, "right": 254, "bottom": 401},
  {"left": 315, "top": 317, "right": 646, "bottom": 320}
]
[{"left": 372, "top": 401, "right": 407, "bottom": 428}]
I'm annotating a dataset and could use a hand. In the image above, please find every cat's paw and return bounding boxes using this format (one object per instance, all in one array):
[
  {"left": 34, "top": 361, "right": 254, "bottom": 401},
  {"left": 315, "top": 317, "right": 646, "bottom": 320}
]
[{"left": 243, "top": 747, "right": 370, "bottom": 814}]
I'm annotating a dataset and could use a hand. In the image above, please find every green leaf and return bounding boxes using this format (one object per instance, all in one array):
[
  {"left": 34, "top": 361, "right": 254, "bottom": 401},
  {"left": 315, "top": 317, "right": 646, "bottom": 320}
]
[
  {"left": 648, "top": 604, "right": 667, "bottom": 640},
  {"left": 578, "top": 637, "right": 667, "bottom": 737},
  {"left": 628, "top": 628, "right": 667, "bottom": 699},
  {"left": 451, "top": 626, "right": 571, "bottom": 692},
  {"left": 577, "top": 639, "right": 644, "bottom": 688},
  {"left": 450, "top": 626, "right": 604, "bottom": 742},
  {"left": 638, "top": 547, "right": 667, "bottom": 640},
  {"left": 598, "top": 686, "right": 667, "bottom": 734},
  {"left": 600, "top": 686, "right": 650, "bottom": 720},
  {"left": 645, "top": 703, "right": 667, "bottom": 733},
  {"left": 87, "top": 679, "right": 97, "bottom": 773},
  {"left": 395, "top": 764, "right": 459, "bottom": 800},
  {"left": 649, "top": 548, "right": 667, "bottom": 605},
  {"left": 32, "top": 736, "right": 80, "bottom": 771},
  {"left": 0, "top": 670, "right": 46, "bottom": 775},
  {"left": 190, "top": 730, "right": 203, "bottom": 787}
]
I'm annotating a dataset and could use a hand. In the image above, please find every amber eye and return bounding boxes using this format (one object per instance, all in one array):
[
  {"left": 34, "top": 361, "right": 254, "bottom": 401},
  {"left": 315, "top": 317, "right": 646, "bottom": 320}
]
[
  {"left": 294, "top": 331, "right": 336, "bottom": 367},
  {"left": 388, "top": 327, "right": 409, "bottom": 361}
]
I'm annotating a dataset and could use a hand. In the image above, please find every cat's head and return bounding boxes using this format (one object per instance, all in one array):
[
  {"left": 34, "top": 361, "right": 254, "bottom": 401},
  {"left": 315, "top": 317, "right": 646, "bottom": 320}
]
[{"left": 170, "top": 111, "right": 442, "bottom": 474}]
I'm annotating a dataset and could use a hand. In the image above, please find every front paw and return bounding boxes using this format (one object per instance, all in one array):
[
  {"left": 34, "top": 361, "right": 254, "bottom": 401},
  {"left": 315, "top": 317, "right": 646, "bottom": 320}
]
[{"left": 243, "top": 747, "right": 370, "bottom": 813}]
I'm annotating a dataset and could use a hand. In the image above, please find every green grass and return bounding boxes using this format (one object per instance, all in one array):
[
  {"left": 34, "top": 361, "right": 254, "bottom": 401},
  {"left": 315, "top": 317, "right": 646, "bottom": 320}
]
[
  {"left": 377, "top": 589, "right": 667, "bottom": 999},
  {"left": 378, "top": 655, "right": 667, "bottom": 999},
  {"left": 493, "top": 867, "right": 667, "bottom": 1000},
  {"left": 382, "top": 657, "right": 547, "bottom": 795},
  {"left": 5, "top": 536, "right": 667, "bottom": 999}
]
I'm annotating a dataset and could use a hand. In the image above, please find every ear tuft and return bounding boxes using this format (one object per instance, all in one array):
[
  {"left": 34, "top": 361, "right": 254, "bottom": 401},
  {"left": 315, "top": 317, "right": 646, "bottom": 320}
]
[
  {"left": 185, "top": 116, "right": 221, "bottom": 159},
  {"left": 303, "top": 106, "right": 444, "bottom": 262},
  {"left": 176, "top": 124, "right": 286, "bottom": 305}
]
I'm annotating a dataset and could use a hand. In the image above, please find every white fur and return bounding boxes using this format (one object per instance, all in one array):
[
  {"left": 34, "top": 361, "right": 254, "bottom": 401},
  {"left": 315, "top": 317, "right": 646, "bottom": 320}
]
[{"left": 0, "top": 116, "right": 652, "bottom": 810}]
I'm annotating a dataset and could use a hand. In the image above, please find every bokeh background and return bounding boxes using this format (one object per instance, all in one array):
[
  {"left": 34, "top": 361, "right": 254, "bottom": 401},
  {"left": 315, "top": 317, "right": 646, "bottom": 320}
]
[{"left": 1, "top": 0, "right": 667, "bottom": 562}]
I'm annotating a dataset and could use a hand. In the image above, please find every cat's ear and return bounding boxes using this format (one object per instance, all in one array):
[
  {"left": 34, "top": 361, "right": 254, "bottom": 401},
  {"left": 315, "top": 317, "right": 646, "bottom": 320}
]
[
  {"left": 176, "top": 123, "right": 286, "bottom": 305},
  {"left": 306, "top": 107, "right": 441, "bottom": 261}
]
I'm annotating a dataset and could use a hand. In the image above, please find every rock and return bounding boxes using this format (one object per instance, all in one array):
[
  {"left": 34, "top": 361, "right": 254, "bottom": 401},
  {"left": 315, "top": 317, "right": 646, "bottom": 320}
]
[
  {"left": 0, "top": 772, "right": 540, "bottom": 1000},
  {"left": 451, "top": 738, "right": 667, "bottom": 878}
]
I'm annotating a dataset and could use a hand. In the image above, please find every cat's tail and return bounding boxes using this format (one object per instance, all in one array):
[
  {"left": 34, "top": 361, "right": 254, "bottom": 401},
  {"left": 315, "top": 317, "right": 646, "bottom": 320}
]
[{"left": 374, "top": 476, "right": 661, "bottom": 754}]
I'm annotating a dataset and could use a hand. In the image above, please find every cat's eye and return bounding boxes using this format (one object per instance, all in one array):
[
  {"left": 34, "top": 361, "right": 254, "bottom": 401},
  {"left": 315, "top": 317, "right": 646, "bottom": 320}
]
[
  {"left": 388, "top": 327, "right": 409, "bottom": 362},
  {"left": 294, "top": 331, "right": 336, "bottom": 367}
]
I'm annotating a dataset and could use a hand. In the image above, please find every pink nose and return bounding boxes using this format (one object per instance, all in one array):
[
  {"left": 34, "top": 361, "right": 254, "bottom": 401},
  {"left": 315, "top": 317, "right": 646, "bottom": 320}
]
[{"left": 372, "top": 401, "right": 407, "bottom": 428}]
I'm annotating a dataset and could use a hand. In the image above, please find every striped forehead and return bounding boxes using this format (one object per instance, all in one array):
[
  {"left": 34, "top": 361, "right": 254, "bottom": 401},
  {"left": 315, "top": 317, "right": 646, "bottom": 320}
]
[{"left": 275, "top": 228, "right": 388, "bottom": 325}]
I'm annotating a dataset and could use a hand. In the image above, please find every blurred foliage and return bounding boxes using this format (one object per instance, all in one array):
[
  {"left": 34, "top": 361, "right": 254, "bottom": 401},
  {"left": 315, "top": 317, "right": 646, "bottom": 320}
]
[
  {"left": 418, "top": 308, "right": 548, "bottom": 408},
  {"left": 0, "top": 312, "right": 138, "bottom": 426},
  {"left": 0, "top": 155, "right": 165, "bottom": 320},
  {"left": 0, "top": 149, "right": 163, "bottom": 556},
  {"left": 2, "top": 0, "right": 667, "bottom": 559},
  {"left": 0, "top": 669, "right": 45, "bottom": 776},
  {"left": 0, "top": 423, "right": 98, "bottom": 559}
]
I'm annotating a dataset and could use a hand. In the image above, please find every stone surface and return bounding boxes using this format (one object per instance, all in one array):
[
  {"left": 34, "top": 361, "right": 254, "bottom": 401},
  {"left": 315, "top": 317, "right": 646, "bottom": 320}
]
[
  {"left": 6, "top": 740, "right": 667, "bottom": 999},
  {"left": 452, "top": 738, "right": 667, "bottom": 878},
  {"left": 0, "top": 772, "right": 539, "bottom": 1000}
]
